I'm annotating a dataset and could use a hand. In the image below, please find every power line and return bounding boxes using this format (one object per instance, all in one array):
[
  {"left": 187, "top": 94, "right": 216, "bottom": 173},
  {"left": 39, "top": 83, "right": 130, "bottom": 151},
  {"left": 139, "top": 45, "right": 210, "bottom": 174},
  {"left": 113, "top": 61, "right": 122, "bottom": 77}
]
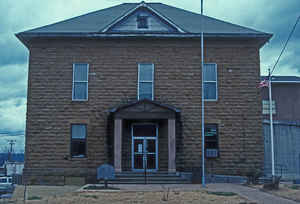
[{"left": 270, "top": 15, "right": 300, "bottom": 76}]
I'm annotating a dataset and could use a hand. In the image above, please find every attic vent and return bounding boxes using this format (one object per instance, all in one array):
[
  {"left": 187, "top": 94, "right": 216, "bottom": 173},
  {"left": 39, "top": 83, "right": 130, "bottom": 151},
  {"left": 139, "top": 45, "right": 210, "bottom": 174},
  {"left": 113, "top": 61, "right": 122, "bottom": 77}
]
[{"left": 137, "top": 15, "right": 148, "bottom": 29}]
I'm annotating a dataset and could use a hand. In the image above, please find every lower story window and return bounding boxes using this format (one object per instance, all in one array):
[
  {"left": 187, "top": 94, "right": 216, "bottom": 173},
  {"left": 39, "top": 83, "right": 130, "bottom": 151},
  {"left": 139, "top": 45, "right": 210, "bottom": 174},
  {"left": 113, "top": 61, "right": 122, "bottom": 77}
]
[
  {"left": 205, "top": 124, "right": 219, "bottom": 158},
  {"left": 71, "top": 124, "right": 87, "bottom": 158}
]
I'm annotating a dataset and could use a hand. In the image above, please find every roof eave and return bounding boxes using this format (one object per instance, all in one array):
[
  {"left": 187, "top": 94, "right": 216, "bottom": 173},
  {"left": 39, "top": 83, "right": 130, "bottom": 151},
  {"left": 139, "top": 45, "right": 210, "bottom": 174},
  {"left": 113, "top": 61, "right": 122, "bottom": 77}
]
[
  {"left": 270, "top": 81, "right": 300, "bottom": 84},
  {"left": 17, "top": 32, "right": 272, "bottom": 42},
  {"left": 15, "top": 33, "right": 30, "bottom": 49}
]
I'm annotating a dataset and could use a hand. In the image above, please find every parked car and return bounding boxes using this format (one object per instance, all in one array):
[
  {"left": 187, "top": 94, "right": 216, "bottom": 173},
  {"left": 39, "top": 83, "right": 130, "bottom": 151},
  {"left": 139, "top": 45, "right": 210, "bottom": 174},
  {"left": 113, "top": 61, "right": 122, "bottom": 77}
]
[
  {"left": 0, "top": 176, "right": 14, "bottom": 197},
  {"left": 0, "top": 177, "right": 12, "bottom": 185},
  {"left": 0, "top": 193, "right": 12, "bottom": 199}
]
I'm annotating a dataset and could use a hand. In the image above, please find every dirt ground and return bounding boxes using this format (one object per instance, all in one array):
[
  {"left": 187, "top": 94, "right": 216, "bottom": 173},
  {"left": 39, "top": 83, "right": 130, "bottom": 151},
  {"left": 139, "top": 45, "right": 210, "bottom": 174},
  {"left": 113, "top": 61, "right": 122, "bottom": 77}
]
[
  {"left": 262, "top": 183, "right": 300, "bottom": 202},
  {"left": 247, "top": 183, "right": 300, "bottom": 202},
  {"left": 12, "top": 185, "right": 80, "bottom": 200},
  {"left": 6, "top": 185, "right": 250, "bottom": 204}
]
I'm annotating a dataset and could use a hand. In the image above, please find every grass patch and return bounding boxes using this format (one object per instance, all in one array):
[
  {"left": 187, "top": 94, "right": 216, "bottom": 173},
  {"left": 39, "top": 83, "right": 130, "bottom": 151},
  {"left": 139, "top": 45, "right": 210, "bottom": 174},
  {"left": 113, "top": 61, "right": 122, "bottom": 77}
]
[
  {"left": 288, "top": 185, "right": 300, "bottom": 190},
  {"left": 207, "top": 191, "right": 237, "bottom": 196},
  {"left": 28, "top": 196, "right": 42, "bottom": 200}
]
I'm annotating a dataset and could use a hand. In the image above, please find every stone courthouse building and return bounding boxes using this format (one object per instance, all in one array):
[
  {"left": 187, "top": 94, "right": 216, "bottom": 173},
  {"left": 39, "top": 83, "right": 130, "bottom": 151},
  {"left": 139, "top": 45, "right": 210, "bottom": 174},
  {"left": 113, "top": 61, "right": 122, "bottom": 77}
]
[{"left": 17, "top": 2, "right": 272, "bottom": 184}]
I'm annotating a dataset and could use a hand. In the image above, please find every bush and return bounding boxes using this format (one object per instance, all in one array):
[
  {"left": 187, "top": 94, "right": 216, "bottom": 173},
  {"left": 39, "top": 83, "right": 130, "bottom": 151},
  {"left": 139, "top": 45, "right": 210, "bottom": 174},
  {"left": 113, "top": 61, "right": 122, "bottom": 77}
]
[
  {"left": 245, "top": 169, "right": 263, "bottom": 185},
  {"left": 263, "top": 176, "right": 281, "bottom": 190}
]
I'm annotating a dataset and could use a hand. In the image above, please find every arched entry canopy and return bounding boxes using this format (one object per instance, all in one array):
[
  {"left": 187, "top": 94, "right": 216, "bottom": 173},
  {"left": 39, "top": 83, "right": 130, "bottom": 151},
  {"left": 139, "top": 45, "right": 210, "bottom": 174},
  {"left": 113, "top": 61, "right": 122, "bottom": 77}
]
[{"left": 109, "top": 99, "right": 180, "bottom": 173}]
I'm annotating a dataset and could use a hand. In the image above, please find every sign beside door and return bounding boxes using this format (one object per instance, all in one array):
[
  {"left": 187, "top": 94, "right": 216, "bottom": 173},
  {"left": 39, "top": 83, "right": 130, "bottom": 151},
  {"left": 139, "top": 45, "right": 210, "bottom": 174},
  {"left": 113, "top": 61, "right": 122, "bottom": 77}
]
[{"left": 138, "top": 144, "right": 143, "bottom": 153}]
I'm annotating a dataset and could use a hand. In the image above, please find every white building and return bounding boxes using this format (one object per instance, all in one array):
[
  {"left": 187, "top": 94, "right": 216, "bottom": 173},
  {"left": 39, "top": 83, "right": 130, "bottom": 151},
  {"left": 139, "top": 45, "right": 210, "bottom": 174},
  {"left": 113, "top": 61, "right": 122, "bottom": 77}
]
[{"left": 5, "top": 162, "right": 24, "bottom": 176}]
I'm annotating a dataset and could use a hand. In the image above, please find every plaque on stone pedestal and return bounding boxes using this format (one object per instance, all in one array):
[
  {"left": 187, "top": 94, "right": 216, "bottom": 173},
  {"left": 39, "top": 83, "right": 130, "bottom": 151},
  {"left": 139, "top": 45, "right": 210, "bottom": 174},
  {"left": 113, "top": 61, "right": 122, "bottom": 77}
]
[{"left": 97, "top": 164, "right": 115, "bottom": 188}]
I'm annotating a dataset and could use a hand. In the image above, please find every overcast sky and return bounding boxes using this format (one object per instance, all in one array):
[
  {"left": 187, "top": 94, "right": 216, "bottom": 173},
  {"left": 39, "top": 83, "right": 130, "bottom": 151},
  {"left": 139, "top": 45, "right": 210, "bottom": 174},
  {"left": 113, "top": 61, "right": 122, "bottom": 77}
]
[{"left": 0, "top": 0, "right": 299, "bottom": 152}]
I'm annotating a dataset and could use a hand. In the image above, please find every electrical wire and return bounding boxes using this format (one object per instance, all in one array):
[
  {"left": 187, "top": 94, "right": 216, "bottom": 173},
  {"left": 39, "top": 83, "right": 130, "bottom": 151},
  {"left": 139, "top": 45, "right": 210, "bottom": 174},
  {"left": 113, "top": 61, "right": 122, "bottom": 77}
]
[{"left": 270, "top": 16, "right": 300, "bottom": 76}]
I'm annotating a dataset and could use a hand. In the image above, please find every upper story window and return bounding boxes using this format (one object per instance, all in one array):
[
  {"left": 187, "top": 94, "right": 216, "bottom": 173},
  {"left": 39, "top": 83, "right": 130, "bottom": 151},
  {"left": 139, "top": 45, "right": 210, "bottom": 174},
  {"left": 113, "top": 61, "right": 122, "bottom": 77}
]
[
  {"left": 71, "top": 124, "right": 87, "bottom": 158},
  {"left": 262, "top": 100, "right": 276, "bottom": 114},
  {"left": 72, "top": 63, "right": 89, "bottom": 101},
  {"left": 203, "top": 63, "right": 217, "bottom": 100},
  {"left": 138, "top": 63, "right": 154, "bottom": 100},
  {"left": 137, "top": 15, "right": 148, "bottom": 29}
]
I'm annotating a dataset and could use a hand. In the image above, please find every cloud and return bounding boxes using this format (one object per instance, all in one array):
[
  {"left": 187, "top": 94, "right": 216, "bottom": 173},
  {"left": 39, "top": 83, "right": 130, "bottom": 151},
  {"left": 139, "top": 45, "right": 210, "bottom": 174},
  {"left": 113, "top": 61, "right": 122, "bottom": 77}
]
[
  {"left": 0, "top": 33, "right": 28, "bottom": 66},
  {"left": 0, "top": 97, "right": 26, "bottom": 132},
  {"left": 202, "top": 0, "right": 300, "bottom": 76},
  {"left": 0, "top": 64, "right": 28, "bottom": 101},
  {"left": 0, "top": 63, "right": 27, "bottom": 152}
]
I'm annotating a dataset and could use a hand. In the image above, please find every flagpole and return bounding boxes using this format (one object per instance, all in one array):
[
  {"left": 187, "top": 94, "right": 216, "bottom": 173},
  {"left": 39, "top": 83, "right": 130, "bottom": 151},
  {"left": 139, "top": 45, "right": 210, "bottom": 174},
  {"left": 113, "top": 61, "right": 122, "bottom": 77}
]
[
  {"left": 201, "top": 0, "right": 205, "bottom": 188},
  {"left": 268, "top": 68, "right": 275, "bottom": 180}
]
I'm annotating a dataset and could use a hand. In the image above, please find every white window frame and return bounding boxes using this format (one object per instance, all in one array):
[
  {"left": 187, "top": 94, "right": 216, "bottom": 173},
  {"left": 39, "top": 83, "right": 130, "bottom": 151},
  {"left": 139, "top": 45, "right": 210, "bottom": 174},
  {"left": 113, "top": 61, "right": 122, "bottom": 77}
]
[
  {"left": 138, "top": 63, "right": 154, "bottom": 100},
  {"left": 204, "top": 63, "right": 218, "bottom": 101},
  {"left": 71, "top": 124, "right": 87, "bottom": 158},
  {"left": 72, "top": 63, "right": 89, "bottom": 101}
]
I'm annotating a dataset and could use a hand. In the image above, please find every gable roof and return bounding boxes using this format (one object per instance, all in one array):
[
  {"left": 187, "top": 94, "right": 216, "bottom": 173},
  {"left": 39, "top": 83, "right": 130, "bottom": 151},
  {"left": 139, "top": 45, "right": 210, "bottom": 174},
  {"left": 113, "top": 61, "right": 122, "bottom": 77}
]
[
  {"left": 16, "top": 2, "right": 272, "bottom": 44},
  {"left": 261, "top": 76, "right": 300, "bottom": 83}
]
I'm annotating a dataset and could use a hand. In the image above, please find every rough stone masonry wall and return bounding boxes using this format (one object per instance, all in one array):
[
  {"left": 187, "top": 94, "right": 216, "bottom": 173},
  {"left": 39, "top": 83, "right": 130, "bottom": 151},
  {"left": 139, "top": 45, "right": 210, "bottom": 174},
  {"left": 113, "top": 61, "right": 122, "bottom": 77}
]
[
  {"left": 24, "top": 38, "right": 263, "bottom": 184},
  {"left": 203, "top": 39, "right": 263, "bottom": 176}
]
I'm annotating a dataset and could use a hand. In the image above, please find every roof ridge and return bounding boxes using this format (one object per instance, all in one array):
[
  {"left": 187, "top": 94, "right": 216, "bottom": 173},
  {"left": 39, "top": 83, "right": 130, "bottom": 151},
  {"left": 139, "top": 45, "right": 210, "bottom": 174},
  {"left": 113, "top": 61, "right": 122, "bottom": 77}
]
[
  {"left": 262, "top": 75, "right": 300, "bottom": 77},
  {"left": 99, "top": 3, "right": 140, "bottom": 32},
  {"left": 146, "top": 3, "right": 187, "bottom": 33}
]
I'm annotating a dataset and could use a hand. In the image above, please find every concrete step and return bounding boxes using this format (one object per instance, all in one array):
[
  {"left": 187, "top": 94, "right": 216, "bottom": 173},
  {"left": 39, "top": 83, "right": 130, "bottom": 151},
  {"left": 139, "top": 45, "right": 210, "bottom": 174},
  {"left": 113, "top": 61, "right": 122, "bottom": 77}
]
[
  {"left": 98, "top": 172, "right": 191, "bottom": 184},
  {"left": 115, "top": 173, "right": 179, "bottom": 177},
  {"left": 109, "top": 178, "right": 189, "bottom": 183},
  {"left": 99, "top": 179, "right": 191, "bottom": 184}
]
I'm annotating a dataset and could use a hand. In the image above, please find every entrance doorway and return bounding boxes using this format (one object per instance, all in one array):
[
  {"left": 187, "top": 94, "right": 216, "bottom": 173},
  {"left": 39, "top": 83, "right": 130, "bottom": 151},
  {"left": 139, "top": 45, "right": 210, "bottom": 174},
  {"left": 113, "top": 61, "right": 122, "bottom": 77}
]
[{"left": 132, "top": 123, "right": 158, "bottom": 171}]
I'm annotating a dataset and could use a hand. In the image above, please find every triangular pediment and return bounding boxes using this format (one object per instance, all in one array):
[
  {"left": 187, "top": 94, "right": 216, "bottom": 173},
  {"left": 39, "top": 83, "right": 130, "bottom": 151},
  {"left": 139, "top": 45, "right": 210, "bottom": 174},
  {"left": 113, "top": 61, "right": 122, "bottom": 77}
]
[
  {"left": 106, "top": 5, "right": 182, "bottom": 33},
  {"left": 124, "top": 101, "right": 171, "bottom": 113},
  {"left": 110, "top": 99, "right": 180, "bottom": 119}
]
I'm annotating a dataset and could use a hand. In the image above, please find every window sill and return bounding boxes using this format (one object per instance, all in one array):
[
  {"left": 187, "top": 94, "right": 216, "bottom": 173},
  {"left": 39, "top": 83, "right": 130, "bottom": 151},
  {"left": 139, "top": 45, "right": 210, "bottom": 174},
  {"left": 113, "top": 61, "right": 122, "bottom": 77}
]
[
  {"left": 72, "top": 99, "right": 88, "bottom": 102},
  {"left": 70, "top": 156, "right": 87, "bottom": 160},
  {"left": 204, "top": 99, "right": 218, "bottom": 102}
]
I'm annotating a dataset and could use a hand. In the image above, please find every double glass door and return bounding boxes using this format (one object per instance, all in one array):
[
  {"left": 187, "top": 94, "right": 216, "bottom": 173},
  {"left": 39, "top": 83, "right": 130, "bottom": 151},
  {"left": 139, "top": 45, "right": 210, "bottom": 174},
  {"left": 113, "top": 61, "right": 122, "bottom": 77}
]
[{"left": 132, "top": 124, "right": 158, "bottom": 171}]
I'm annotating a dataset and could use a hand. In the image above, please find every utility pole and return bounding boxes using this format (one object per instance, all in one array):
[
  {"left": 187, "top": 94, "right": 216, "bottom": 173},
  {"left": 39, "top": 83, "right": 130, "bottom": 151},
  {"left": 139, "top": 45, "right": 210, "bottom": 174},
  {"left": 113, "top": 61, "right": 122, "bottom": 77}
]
[{"left": 7, "top": 140, "right": 16, "bottom": 162}]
